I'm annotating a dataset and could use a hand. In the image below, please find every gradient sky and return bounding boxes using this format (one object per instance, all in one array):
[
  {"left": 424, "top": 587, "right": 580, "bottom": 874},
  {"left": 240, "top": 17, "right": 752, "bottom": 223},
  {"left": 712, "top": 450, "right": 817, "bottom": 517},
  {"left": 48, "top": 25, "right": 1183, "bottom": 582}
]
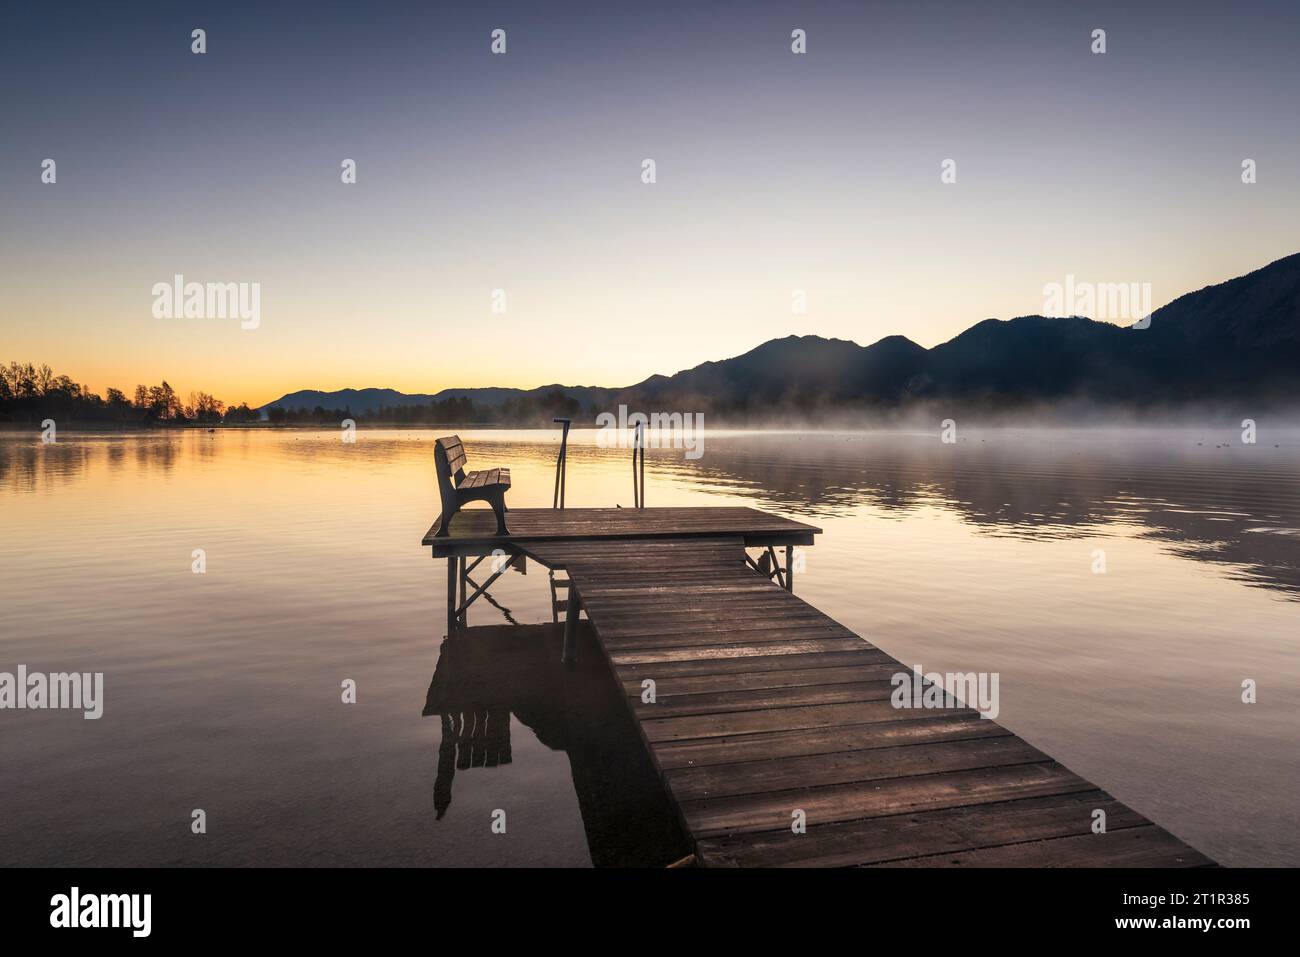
[{"left": 2, "top": 0, "right": 1298, "bottom": 406}]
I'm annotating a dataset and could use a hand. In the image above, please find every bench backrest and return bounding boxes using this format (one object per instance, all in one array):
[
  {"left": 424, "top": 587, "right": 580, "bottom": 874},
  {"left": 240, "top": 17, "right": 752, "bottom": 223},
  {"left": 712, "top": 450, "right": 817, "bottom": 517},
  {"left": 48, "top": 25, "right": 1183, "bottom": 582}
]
[{"left": 434, "top": 435, "right": 468, "bottom": 503}]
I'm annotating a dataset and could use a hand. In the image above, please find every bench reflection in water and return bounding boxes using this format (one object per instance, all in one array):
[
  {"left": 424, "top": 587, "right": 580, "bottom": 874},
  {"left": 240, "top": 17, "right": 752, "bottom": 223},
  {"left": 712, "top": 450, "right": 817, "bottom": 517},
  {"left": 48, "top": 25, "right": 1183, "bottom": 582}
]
[{"left": 423, "top": 622, "right": 690, "bottom": 867}]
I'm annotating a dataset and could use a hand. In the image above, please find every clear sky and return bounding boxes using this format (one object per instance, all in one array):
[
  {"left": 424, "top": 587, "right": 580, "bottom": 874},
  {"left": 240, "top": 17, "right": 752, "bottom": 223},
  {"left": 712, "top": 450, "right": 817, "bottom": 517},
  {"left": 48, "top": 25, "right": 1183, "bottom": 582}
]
[{"left": 2, "top": 0, "right": 1298, "bottom": 407}]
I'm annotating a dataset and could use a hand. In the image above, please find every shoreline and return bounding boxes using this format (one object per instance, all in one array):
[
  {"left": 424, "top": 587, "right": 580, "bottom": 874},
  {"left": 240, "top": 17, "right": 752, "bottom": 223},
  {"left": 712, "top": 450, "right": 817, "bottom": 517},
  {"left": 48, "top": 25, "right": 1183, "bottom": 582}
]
[{"left": 3, "top": 421, "right": 1299, "bottom": 436}]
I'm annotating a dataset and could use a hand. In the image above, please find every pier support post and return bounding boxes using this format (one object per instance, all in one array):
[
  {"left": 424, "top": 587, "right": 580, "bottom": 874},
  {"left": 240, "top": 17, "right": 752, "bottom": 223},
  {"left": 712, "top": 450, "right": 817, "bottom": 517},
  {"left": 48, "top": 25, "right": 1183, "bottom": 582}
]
[
  {"left": 562, "top": 588, "right": 580, "bottom": 664},
  {"left": 785, "top": 545, "right": 794, "bottom": 593},
  {"left": 457, "top": 556, "right": 468, "bottom": 628},
  {"left": 445, "top": 557, "right": 457, "bottom": 636}
]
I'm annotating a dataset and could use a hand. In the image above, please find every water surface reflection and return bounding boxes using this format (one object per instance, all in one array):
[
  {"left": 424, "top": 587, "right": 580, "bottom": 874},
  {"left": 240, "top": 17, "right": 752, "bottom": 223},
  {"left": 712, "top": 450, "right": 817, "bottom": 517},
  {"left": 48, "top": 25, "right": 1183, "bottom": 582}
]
[
  {"left": 1, "top": 428, "right": 1296, "bottom": 866},
  {"left": 424, "top": 623, "right": 689, "bottom": 867}
]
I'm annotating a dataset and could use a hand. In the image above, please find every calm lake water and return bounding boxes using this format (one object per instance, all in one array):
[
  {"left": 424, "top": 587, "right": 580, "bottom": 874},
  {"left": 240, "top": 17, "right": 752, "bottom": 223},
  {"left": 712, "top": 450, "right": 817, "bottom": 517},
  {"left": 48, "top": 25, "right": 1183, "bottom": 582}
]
[{"left": 1, "top": 428, "right": 1297, "bottom": 867}]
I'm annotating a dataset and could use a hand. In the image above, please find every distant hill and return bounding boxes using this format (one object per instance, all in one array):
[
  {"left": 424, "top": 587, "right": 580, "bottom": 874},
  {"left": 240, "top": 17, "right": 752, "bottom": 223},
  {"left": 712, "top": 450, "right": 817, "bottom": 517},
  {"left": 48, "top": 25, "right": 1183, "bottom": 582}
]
[
  {"left": 261, "top": 252, "right": 1300, "bottom": 420},
  {"left": 264, "top": 388, "right": 440, "bottom": 415},
  {"left": 262, "top": 385, "right": 614, "bottom": 415}
]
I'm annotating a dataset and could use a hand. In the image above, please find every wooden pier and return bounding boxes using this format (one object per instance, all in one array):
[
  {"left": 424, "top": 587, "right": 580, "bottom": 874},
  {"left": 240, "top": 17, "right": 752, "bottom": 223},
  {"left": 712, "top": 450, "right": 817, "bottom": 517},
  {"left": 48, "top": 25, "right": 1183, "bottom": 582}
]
[{"left": 424, "top": 506, "right": 1213, "bottom": 868}]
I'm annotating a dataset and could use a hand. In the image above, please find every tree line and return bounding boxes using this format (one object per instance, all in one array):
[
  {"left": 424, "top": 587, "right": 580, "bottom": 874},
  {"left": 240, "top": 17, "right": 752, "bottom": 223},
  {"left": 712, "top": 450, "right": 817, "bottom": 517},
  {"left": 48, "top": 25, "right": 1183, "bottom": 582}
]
[
  {"left": 0, "top": 362, "right": 258, "bottom": 425},
  {"left": 266, "top": 389, "right": 583, "bottom": 426},
  {"left": 2, "top": 362, "right": 586, "bottom": 428}
]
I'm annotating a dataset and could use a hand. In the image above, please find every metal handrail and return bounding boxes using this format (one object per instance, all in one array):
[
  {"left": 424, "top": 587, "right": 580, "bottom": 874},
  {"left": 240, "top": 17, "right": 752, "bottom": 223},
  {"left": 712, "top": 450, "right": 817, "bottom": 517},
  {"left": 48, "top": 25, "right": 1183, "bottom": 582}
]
[
  {"left": 632, "top": 421, "right": 645, "bottom": 508},
  {"left": 552, "top": 417, "right": 571, "bottom": 509}
]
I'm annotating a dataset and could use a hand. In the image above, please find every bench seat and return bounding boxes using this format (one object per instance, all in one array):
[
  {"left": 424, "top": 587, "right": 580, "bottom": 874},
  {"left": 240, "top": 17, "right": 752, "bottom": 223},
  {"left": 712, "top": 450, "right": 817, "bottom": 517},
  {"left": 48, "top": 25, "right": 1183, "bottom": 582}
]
[{"left": 459, "top": 467, "right": 511, "bottom": 491}]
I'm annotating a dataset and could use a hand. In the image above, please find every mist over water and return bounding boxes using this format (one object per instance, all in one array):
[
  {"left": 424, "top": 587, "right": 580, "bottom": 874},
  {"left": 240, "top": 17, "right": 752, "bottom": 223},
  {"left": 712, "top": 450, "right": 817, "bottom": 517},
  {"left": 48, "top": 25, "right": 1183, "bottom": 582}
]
[{"left": 1, "top": 427, "right": 1296, "bottom": 866}]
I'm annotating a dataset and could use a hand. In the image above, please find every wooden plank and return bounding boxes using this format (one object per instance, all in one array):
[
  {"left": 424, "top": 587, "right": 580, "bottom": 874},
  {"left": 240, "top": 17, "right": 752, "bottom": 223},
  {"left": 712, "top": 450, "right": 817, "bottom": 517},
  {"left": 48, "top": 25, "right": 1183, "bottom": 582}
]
[
  {"left": 613, "top": 648, "right": 892, "bottom": 680},
  {"left": 536, "top": 534, "right": 745, "bottom": 548},
  {"left": 560, "top": 543, "right": 746, "bottom": 555},
  {"left": 598, "top": 621, "right": 852, "bottom": 642},
  {"left": 696, "top": 791, "right": 1147, "bottom": 867},
  {"left": 588, "top": 598, "right": 829, "bottom": 615},
  {"left": 589, "top": 608, "right": 839, "bottom": 631},
  {"left": 458, "top": 467, "right": 511, "bottom": 490},
  {"left": 869, "top": 824, "right": 1215, "bottom": 868},
  {"left": 640, "top": 699, "right": 983, "bottom": 742},
  {"left": 635, "top": 680, "right": 900, "bottom": 719},
  {"left": 599, "top": 610, "right": 855, "bottom": 633},
  {"left": 598, "top": 622, "right": 860, "bottom": 646},
  {"left": 608, "top": 637, "right": 872, "bottom": 665},
  {"left": 618, "top": 660, "right": 902, "bottom": 696},
  {"left": 651, "top": 713, "right": 1010, "bottom": 770},
  {"left": 567, "top": 548, "right": 752, "bottom": 560},
  {"left": 440, "top": 439, "right": 467, "bottom": 470},
  {"left": 677, "top": 762, "right": 1095, "bottom": 838},
  {"left": 586, "top": 585, "right": 821, "bottom": 601},
  {"left": 664, "top": 736, "right": 1047, "bottom": 801},
  {"left": 579, "top": 582, "right": 779, "bottom": 599}
]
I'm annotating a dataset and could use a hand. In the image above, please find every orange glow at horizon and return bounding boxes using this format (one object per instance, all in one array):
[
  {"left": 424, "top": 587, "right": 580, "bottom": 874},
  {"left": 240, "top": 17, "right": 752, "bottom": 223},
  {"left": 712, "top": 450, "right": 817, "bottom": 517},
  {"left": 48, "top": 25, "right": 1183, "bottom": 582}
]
[{"left": 6, "top": 242, "right": 1297, "bottom": 410}]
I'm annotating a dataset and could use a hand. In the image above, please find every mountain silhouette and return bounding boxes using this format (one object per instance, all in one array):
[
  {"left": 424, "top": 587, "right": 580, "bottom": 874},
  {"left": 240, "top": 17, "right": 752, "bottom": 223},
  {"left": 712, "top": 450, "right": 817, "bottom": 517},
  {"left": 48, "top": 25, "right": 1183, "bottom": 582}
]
[{"left": 262, "top": 252, "right": 1300, "bottom": 419}]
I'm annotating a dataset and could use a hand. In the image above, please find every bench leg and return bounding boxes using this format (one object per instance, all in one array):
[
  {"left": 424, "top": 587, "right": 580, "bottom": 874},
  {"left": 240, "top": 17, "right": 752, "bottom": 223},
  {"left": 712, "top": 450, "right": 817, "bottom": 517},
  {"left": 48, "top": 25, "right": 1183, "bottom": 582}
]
[
  {"left": 489, "top": 492, "right": 510, "bottom": 535},
  {"left": 435, "top": 505, "right": 456, "bottom": 537}
]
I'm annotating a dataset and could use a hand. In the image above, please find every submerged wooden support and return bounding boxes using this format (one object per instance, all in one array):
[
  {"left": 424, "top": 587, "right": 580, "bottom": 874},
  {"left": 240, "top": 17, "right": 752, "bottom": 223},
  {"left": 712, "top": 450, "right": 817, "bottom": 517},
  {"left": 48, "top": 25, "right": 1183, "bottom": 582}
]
[
  {"left": 441, "top": 545, "right": 529, "bottom": 633},
  {"left": 457, "top": 556, "right": 467, "bottom": 627},
  {"left": 460, "top": 563, "right": 512, "bottom": 618},
  {"left": 562, "top": 588, "right": 581, "bottom": 664},
  {"left": 445, "top": 557, "right": 457, "bottom": 636},
  {"left": 749, "top": 545, "right": 794, "bottom": 592}
]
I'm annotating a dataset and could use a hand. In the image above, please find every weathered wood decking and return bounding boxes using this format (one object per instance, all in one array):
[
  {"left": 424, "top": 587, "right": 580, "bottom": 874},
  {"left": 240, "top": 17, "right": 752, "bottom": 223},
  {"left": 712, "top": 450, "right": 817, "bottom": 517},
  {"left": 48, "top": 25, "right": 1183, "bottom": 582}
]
[
  {"left": 423, "top": 506, "right": 817, "bottom": 550},
  {"left": 426, "top": 506, "right": 1214, "bottom": 867}
]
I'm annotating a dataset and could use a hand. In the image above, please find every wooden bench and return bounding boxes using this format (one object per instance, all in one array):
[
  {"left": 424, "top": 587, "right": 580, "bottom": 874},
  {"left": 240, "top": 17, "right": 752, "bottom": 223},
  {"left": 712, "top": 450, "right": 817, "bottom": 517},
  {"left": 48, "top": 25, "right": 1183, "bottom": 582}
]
[{"left": 433, "top": 435, "right": 511, "bottom": 537}]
